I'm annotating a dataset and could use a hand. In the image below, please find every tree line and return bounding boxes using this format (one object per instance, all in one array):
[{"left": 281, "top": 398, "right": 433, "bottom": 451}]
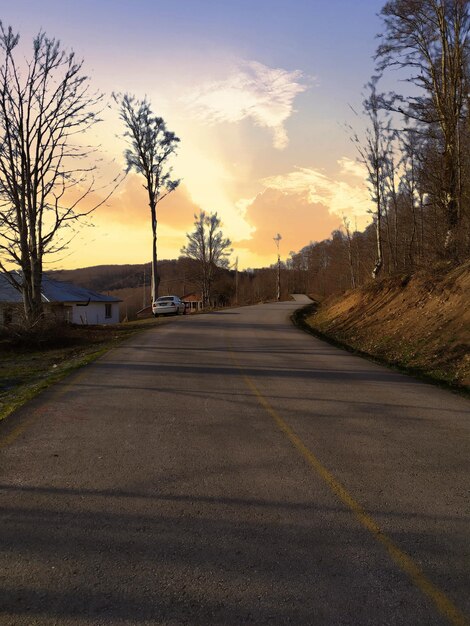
[
  {"left": 1, "top": 1, "right": 468, "bottom": 328},
  {"left": 290, "top": 0, "right": 469, "bottom": 296},
  {"left": 0, "top": 21, "right": 234, "bottom": 327}
]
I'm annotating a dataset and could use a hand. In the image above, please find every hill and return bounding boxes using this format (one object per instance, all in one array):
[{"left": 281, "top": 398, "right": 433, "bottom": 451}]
[
  {"left": 50, "top": 262, "right": 162, "bottom": 293},
  {"left": 303, "top": 262, "right": 470, "bottom": 389},
  {"left": 47, "top": 260, "right": 291, "bottom": 319},
  {"left": 48, "top": 260, "right": 236, "bottom": 320}
]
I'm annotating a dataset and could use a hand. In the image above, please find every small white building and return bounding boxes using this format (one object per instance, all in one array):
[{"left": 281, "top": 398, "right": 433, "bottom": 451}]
[
  {"left": 182, "top": 293, "right": 204, "bottom": 313},
  {"left": 0, "top": 273, "right": 121, "bottom": 326}
]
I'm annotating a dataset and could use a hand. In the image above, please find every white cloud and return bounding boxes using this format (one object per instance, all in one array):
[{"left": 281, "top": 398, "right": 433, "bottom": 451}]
[
  {"left": 337, "top": 156, "right": 367, "bottom": 179},
  {"left": 261, "top": 158, "right": 372, "bottom": 225},
  {"left": 235, "top": 196, "right": 257, "bottom": 217},
  {"left": 185, "top": 60, "right": 307, "bottom": 150}
]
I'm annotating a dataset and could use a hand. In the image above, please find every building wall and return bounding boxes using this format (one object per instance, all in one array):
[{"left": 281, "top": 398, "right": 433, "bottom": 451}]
[
  {"left": 0, "top": 302, "right": 119, "bottom": 327},
  {"left": 182, "top": 295, "right": 203, "bottom": 313},
  {"left": 0, "top": 302, "right": 67, "bottom": 327},
  {"left": 0, "top": 303, "right": 22, "bottom": 326},
  {"left": 184, "top": 301, "right": 203, "bottom": 313},
  {"left": 71, "top": 302, "right": 119, "bottom": 325}
]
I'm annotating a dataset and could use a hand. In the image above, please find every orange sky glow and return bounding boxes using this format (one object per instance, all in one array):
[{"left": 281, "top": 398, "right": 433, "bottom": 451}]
[{"left": 3, "top": 0, "right": 384, "bottom": 271}]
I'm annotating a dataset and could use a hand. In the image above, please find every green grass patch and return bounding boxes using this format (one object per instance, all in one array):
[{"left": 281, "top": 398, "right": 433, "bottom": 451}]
[{"left": 0, "top": 317, "right": 168, "bottom": 423}]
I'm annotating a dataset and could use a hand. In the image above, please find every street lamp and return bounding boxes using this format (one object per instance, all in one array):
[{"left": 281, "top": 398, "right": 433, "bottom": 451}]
[{"left": 273, "top": 233, "right": 282, "bottom": 301}]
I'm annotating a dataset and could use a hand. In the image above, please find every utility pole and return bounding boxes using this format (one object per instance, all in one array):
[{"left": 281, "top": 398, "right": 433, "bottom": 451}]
[
  {"left": 143, "top": 265, "right": 147, "bottom": 308},
  {"left": 273, "top": 233, "right": 282, "bottom": 301},
  {"left": 235, "top": 257, "right": 239, "bottom": 305}
]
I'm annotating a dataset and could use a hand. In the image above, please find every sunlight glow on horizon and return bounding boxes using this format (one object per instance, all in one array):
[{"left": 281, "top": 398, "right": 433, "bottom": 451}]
[{"left": 1, "top": 0, "right": 384, "bottom": 270}]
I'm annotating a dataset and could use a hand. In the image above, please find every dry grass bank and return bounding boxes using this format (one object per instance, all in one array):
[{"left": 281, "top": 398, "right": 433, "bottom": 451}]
[
  {"left": 304, "top": 262, "right": 470, "bottom": 389},
  {"left": 0, "top": 317, "right": 168, "bottom": 422}
]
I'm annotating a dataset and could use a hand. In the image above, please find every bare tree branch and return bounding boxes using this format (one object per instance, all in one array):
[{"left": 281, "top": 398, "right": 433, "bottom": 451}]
[{"left": 0, "top": 23, "right": 117, "bottom": 325}]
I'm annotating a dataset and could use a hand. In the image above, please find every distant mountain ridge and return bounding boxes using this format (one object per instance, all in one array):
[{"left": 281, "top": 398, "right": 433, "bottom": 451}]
[
  {"left": 49, "top": 262, "right": 160, "bottom": 293},
  {"left": 47, "top": 258, "right": 286, "bottom": 320},
  {"left": 47, "top": 259, "right": 238, "bottom": 320}
]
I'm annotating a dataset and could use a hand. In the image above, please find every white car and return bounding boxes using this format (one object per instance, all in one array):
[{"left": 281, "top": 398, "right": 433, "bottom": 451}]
[{"left": 152, "top": 295, "right": 185, "bottom": 317}]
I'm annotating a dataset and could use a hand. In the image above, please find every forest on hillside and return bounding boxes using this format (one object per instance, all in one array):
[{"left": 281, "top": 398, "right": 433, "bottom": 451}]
[
  {"left": 1, "top": 1, "right": 469, "bottom": 327},
  {"left": 55, "top": 3, "right": 470, "bottom": 315},
  {"left": 287, "top": 1, "right": 470, "bottom": 298},
  {"left": 50, "top": 259, "right": 286, "bottom": 319},
  {"left": 96, "top": 0, "right": 468, "bottom": 308}
]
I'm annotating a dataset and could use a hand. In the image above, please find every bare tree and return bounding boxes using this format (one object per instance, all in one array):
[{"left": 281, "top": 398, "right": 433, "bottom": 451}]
[
  {"left": 0, "top": 24, "right": 104, "bottom": 325},
  {"left": 181, "top": 211, "right": 232, "bottom": 307},
  {"left": 398, "top": 127, "right": 425, "bottom": 267},
  {"left": 115, "top": 93, "right": 180, "bottom": 303},
  {"left": 350, "top": 77, "right": 391, "bottom": 278},
  {"left": 342, "top": 216, "right": 357, "bottom": 288},
  {"left": 376, "top": 0, "right": 470, "bottom": 257}
]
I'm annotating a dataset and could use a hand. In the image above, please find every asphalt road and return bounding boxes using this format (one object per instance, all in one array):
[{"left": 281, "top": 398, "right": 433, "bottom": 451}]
[{"left": 0, "top": 298, "right": 469, "bottom": 626}]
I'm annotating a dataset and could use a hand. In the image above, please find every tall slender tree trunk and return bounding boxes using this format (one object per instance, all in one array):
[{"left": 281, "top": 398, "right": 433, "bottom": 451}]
[
  {"left": 347, "top": 240, "right": 356, "bottom": 289},
  {"left": 373, "top": 172, "right": 384, "bottom": 279},
  {"left": 373, "top": 216, "right": 384, "bottom": 279},
  {"left": 30, "top": 255, "right": 43, "bottom": 322},
  {"left": 19, "top": 228, "right": 44, "bottom": 325},
  {"left": 384, "top": 203, "right": 394, "bottom": 273},
  {"left": 443, "top": 146, "right": 460, "bottom": 257},
  {"left": 408, "top": 204, "right": 418, "bottom": 270},
  {"left": 21, "top": 272, "right": 43, "bottom": 325},
  {"left": 150, "top": 202, "right": 159, "bottom": 303},
  {"left": 419, "top": 191, "right": 425, "bottom": 261},
  {"left": 343, "top": 217, "right": 356, "bottom": 289}
]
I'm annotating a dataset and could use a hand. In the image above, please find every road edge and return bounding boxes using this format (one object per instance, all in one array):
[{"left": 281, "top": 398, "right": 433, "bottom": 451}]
[{"left": 291, "top": 302, "right": 470, "bottom": 398}]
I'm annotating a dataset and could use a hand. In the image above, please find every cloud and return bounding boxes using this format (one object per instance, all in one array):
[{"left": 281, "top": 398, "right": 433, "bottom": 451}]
[
  {"left": 233, "top": 157, "right": 373, "bottom": 261},
  {"left": 185, "top": 60, "right": 307, "bottom": 149},
  {"left": 261, "top": 158, "right": 372, "bottom": 223},
  {"left": 87, "top": 175, "right": 200, "bottom": 232},
  {"left": 337, "top": 156, "right": 366, "bottom": 178},
  {"left": 235, "top": 188, "right": 341, "bottom": 257}
]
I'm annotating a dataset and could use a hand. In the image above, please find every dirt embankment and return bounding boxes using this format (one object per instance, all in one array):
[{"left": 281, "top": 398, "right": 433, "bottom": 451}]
[{"left": 304, "top": 262, "right": 470, "bottom": 390}]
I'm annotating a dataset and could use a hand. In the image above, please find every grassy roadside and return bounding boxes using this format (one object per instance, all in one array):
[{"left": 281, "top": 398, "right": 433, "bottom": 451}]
[
  {"left": 0, "top": 317, "right": 167, "bottom": 423},
  {"left": 291, "top": 301, "right": 470, "bottom": 397}
]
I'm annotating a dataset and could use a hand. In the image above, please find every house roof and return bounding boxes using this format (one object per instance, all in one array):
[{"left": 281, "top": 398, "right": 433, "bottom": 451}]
[
  {"left": 0, "top": 273, "right": 121, "bottom": 304},
  {"left": 0, "top": 275, "right": 23, "bottom": 303},
  {"left": 182, "top": 293, "right": 202, "bottom": 302}
]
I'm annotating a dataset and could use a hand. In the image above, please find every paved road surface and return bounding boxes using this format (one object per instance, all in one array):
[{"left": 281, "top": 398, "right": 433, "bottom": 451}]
[{"left": 0, "top": 299, "right": 469, "bottom": 625}]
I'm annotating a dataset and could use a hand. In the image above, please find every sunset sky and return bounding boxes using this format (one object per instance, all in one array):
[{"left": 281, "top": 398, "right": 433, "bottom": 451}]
[{"left": 3, "top": 0, "right": 385, "bottom": 269}]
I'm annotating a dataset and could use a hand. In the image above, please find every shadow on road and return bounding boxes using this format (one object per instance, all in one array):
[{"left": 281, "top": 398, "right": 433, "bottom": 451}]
[{"left": 0, "top": 482, "right": 466, "bottom": 624}]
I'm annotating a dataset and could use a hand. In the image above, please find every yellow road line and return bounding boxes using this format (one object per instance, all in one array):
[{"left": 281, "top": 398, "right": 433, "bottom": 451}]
[{"left": 231, "top": 350, "right": 468, "bottom": 626}]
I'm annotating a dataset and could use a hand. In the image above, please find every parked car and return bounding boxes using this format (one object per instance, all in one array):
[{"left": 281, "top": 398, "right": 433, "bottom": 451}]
[{"left": 152, "top": 295, "right": 185, "bottom": 317}]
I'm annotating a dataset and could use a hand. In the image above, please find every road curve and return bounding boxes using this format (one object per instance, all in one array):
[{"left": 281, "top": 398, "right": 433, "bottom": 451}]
[{"left": 0, "top": 300, "right": 469, "bottom": 625}]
